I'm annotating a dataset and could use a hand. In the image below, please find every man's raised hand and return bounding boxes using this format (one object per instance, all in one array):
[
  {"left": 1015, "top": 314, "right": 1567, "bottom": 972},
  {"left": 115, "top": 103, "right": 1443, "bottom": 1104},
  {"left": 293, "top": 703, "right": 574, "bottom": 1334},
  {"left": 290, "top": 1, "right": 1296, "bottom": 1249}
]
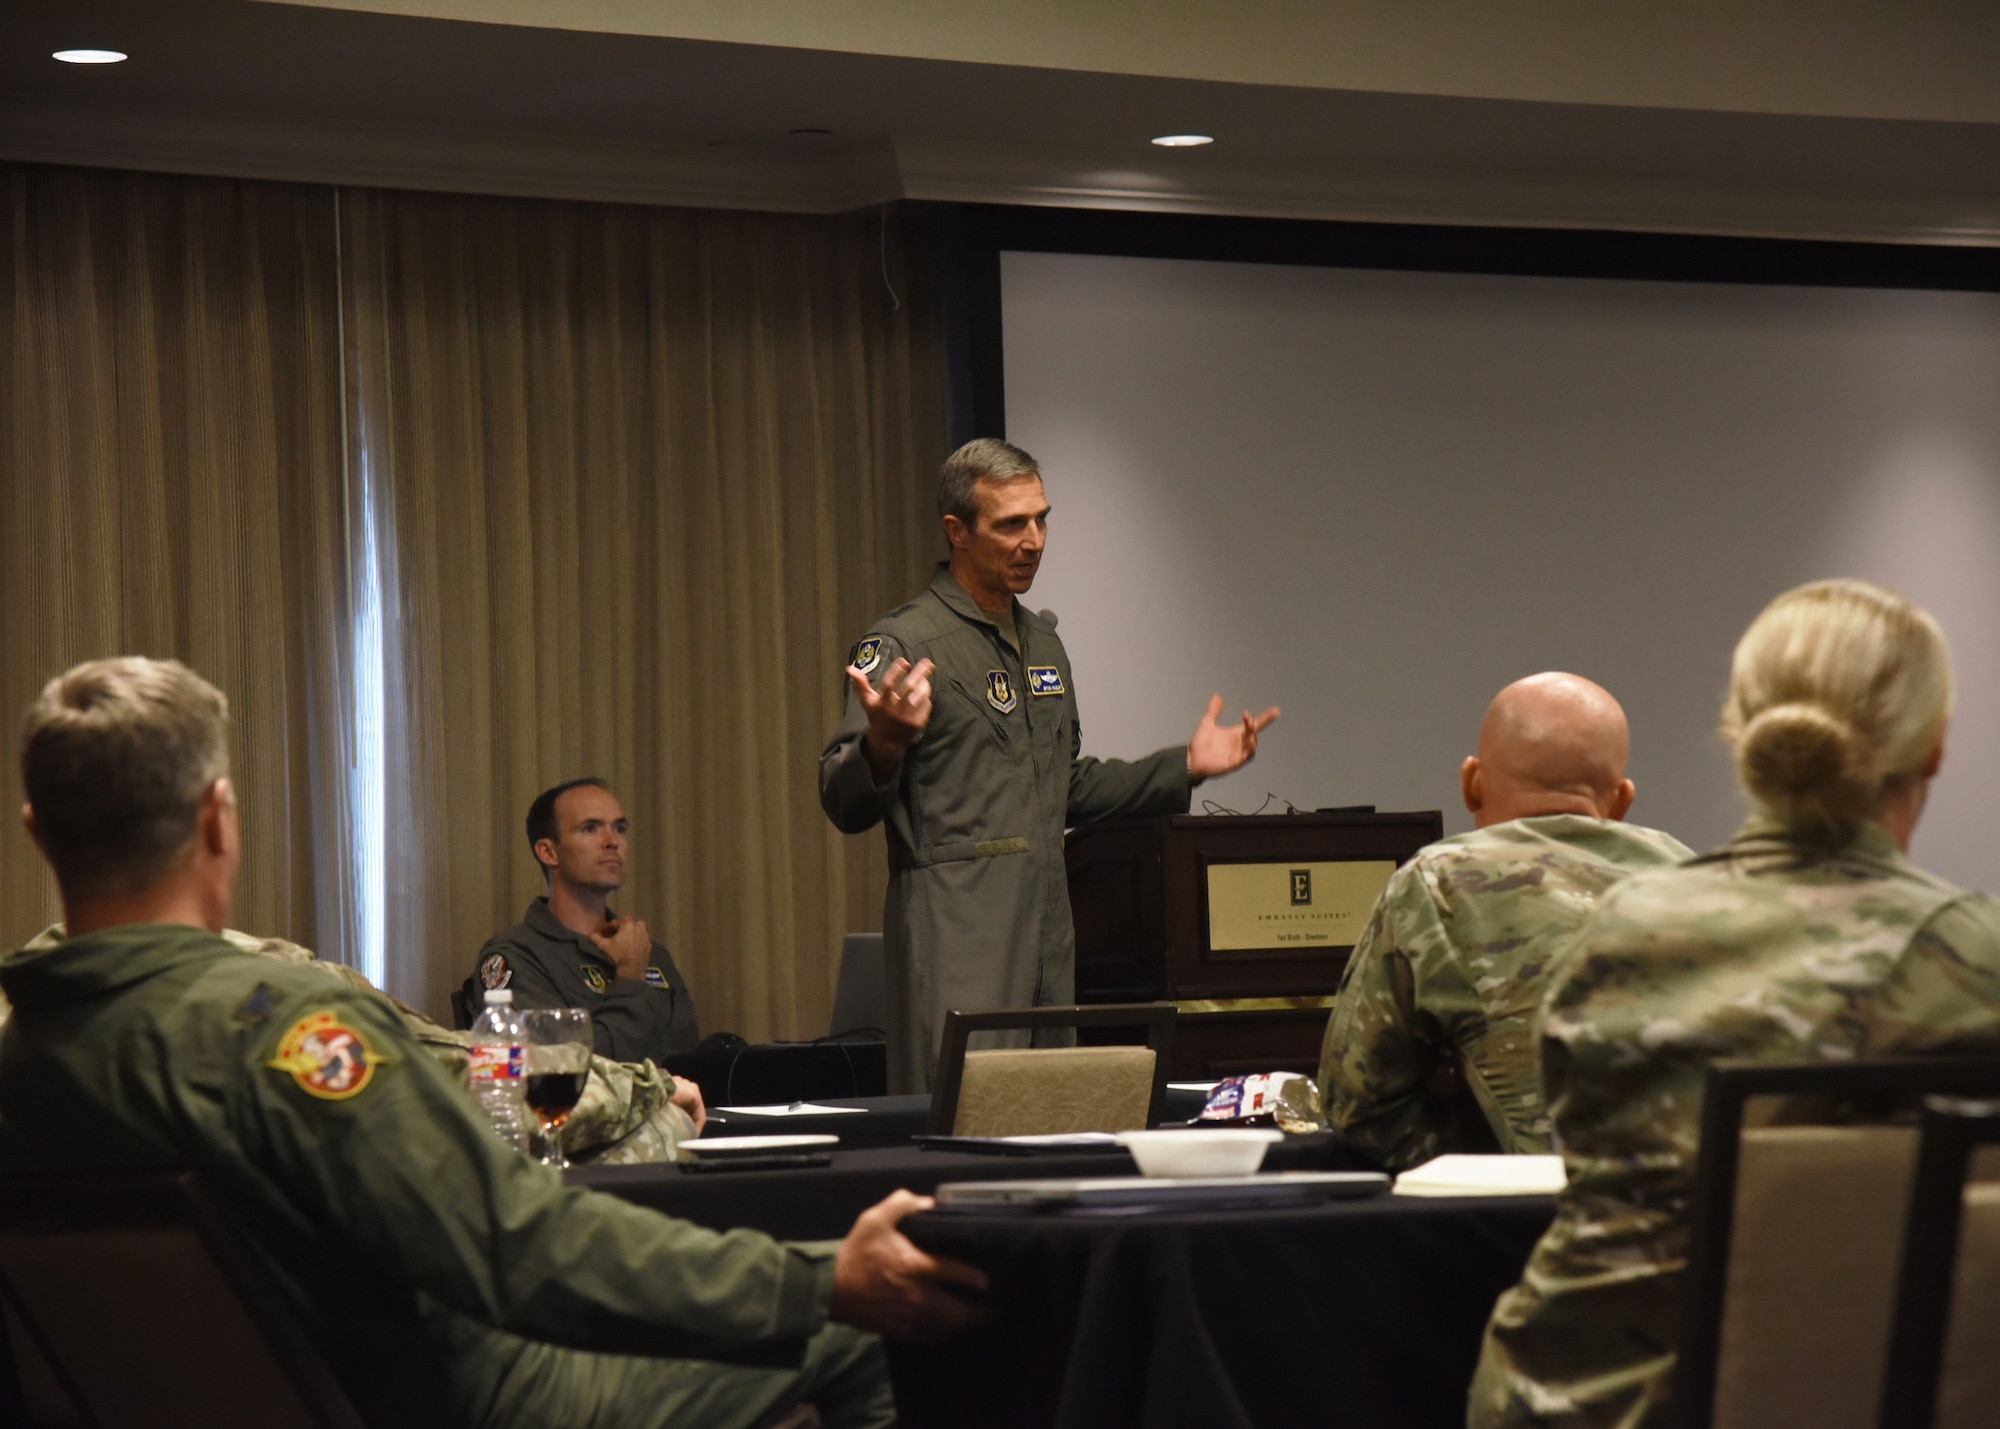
[
  {"left": 849, "top": 656, "right": 935, "bottom": 782},
  {"left": 1186, "top": 693, "right": 1281, "bottom": 783}
]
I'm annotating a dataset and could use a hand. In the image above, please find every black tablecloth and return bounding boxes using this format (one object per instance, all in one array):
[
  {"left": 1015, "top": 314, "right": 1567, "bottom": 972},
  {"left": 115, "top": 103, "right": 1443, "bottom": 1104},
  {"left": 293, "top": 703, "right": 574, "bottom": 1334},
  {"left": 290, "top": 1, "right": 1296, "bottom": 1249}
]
[
  {"left": 573, "top": 1136, "right": 1365, "bottom": 1241},
  {"left": 892, "top": 1195, "right": 1555, "bottom": 1429}
]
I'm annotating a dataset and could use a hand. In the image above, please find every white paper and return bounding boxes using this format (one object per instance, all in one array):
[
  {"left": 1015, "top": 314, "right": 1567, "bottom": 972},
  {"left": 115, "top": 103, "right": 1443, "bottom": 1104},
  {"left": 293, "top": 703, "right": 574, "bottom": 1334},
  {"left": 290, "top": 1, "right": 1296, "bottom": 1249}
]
[
  {"left": 1168, "top": 1081, "right": 1222, "bottom": 1092},
  {"left": 997, "top": 1133, "right": 1121, "bottom": 1146},
  {"left": 715, "top": 1103, "right": 870, "bottom": 1117},
  {"left": 1393, "top": 1154, "right": 1566, "bottom": 1197}
]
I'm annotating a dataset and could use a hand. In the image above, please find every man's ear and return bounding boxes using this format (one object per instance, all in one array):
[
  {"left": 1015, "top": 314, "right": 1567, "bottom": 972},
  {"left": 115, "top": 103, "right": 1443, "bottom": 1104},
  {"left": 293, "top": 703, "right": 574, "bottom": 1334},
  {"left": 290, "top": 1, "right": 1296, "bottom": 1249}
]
[
  {"left": 942, "top": 514, "right": 971, "bottom": 553},
  {"left": 1460, "top": 757, "right": 1483, "bottom": 817},
  {"left": 1604, "top": 778, "right": 1637, "bottom": 823},
  {"left": 200, "top": 778, "right": 238, "bottom": 857},
  {"left": 533, "top": 838, "right": 560, "bottom": 873},
  {"left": 1920, "top": 732, "right": 1946, "bottom": 780},
  {"left": 22, "top": 803, "right": 42, "bottom": 854}
]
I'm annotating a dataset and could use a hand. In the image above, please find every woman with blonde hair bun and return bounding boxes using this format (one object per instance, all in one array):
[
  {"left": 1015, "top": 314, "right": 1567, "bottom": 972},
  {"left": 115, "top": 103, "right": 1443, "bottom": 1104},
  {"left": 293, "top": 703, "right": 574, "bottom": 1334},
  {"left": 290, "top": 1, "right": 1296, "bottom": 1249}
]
[{"left": 1470, "top": 579, "right": 2000, "bottom": 1429}]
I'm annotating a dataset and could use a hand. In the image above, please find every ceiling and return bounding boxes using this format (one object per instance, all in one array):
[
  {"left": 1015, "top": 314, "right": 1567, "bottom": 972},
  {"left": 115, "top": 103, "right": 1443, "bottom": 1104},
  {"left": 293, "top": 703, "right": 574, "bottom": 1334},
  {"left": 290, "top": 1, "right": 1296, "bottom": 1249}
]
[{"left": 3, "top": 0, "right": 1998, "bottom": 243}]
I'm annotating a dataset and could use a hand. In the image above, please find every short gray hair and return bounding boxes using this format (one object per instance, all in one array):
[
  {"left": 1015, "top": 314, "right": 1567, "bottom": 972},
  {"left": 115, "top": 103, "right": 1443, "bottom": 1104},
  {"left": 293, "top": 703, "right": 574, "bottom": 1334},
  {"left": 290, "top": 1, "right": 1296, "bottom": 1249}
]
[
  {"left": 20, "top": 657, "right": 231, "bottom": 901},
  {"left": 937, "top": 438, "right": 1040, "bottom": 526}
]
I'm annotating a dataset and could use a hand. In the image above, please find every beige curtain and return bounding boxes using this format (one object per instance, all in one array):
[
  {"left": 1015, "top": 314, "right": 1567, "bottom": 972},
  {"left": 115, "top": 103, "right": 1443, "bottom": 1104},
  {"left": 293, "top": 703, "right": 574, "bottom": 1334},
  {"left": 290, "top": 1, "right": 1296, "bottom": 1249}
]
[
  {"left": 0, "top": 163, "right": 348, "bottom": 952},
  {"left": 1, "top": 164, "right": 947, "bottom": 1041},
  {"left": 338, "top": 190, "right": 945, "bottom": 1034}
]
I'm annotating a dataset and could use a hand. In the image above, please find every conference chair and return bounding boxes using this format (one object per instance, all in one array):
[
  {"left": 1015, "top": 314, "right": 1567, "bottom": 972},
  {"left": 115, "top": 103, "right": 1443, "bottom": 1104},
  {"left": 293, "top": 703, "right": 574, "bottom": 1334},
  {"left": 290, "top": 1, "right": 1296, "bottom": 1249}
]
[
  {"left": 1676, "top": 1056, "right": 2000, "bottom": 1429},
  {"left": 1877, "top": 1094, "right": 2000, "bottom": 1429},
  {"left": 0, "top": 1170, "right": 368, "bottom": 1429},
  {"left": 927, "top": 1003, "right": 1176, "bottom": 1137},
  {"left": 827, "top": 932, "right": 887, "bottom": 1039}
]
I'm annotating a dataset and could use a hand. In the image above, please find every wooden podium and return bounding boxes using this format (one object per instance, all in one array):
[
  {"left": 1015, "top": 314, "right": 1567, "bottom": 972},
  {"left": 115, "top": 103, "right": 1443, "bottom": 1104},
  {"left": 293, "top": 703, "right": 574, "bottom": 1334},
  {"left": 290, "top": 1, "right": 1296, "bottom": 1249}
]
[{"left": 1065, "top": 809, "right": 1443, "bottom": 1081}]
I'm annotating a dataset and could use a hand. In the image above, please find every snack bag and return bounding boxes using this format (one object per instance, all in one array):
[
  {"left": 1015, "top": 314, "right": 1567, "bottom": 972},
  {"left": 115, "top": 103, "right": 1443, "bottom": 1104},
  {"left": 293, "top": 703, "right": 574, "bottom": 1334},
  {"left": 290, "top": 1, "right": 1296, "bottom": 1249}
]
[{"left": 1195, "top": 1071, "right": 1325, "bottom": 1134}]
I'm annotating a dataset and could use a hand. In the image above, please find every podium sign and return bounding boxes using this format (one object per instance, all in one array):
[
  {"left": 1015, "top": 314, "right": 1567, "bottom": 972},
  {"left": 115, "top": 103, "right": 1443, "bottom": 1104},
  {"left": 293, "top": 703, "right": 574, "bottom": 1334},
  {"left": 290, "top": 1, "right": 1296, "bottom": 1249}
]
[
  {"left": 1204, "top": 860, "right": 1396, "bottom": 952},
  {"left": 1066, "top": 810, "right": 1441, "bottom": 1079}
]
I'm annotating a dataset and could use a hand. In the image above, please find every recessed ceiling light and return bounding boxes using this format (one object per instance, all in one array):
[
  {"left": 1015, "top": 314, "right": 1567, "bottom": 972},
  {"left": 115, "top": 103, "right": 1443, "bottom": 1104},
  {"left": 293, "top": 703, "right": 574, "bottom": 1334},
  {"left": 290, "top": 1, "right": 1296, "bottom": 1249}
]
[
  {"left": 1151, "top": 134, "right": 1213, "bottom": 148},
  {"left": 53, "top": 49, "right": 127, "bottom": 64}
]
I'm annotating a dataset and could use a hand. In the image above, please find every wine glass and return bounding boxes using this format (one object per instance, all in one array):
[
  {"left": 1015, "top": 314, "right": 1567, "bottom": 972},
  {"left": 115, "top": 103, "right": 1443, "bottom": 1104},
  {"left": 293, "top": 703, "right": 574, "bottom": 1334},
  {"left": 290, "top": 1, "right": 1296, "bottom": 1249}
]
[{"left": 521, "top": 1008, "right": 593, "bottom": 1169}]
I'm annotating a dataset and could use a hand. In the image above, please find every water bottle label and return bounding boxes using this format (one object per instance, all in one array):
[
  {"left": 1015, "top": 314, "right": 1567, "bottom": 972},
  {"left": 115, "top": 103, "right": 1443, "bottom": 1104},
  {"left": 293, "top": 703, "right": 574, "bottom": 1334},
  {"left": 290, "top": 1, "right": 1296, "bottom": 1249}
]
[{"left": 468, "top": 1045, "right": 524, "bottom": 1082}]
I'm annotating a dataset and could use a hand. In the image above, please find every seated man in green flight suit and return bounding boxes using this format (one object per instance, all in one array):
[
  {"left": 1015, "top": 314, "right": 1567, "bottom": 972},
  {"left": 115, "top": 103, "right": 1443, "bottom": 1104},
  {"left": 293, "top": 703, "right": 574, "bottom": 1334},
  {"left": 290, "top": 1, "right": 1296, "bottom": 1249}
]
[
  {"left": 0, "top": 656, "right": 986, "bottom": 1429},
  {"left": 3, "top": 923, "right": 702, "bottom": 1165}
]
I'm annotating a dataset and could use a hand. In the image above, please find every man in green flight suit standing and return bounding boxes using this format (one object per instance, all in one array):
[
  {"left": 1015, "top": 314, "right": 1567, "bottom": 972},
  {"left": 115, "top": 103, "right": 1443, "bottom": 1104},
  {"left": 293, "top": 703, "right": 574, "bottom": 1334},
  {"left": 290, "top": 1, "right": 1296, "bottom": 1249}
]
[{"left": 821, "top": 439, "right": 1279, "bottom": 1092}]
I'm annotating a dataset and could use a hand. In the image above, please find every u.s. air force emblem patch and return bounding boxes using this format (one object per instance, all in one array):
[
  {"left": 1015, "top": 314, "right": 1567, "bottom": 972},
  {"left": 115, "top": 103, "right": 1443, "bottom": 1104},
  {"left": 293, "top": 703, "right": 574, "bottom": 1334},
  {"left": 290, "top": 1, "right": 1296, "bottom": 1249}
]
[
  {"left": 1026, "top": 666, "right": 1064, "bottom": 697},
  {"left": 478, "top": 951, "right": 512, "bottom": 990},
  {"left": 848, "top": 636, "right": 885, "bottom": 676},
  {"left": 986, "top": 670, "right": 1017, "bottom": 713},
  {"left": 267, "top": 1011, "right": 384, "bottom": 1100},
  {"left": 580, "top": 964, "right": 609, "bottom": 995}
]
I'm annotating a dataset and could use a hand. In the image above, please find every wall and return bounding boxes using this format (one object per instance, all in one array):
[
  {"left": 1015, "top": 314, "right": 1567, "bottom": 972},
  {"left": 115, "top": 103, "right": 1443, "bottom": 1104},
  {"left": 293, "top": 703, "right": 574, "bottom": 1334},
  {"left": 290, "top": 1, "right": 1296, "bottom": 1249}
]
[{"left": 1004, "top": 250, "right": 2000, "bottom": 889}]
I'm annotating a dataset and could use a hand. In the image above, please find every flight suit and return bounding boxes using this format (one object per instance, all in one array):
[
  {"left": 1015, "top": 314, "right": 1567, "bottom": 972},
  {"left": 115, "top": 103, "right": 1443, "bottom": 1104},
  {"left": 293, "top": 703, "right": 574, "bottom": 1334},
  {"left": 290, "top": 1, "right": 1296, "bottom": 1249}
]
[
  {"left": 0, "top": 924, "right": 889, "bottom": 1429},
  {"left": 821, "top": 564, "right": 1192, "bottom": 1092},
  {"left": 7, "top": 922, "right": 696, "bottom": 1166},
  {"left": 475, "top": 898, "right": 701, "bottom": 1065}
]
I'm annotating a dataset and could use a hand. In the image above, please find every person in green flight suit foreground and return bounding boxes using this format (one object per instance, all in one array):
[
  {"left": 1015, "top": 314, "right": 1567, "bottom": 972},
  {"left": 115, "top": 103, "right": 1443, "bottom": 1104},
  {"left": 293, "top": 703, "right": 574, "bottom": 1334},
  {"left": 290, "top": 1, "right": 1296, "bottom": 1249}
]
[
  {"left": 0, "top": 656, "right": 987, "bottom": 1429},
  {"left": 821, "top": 438, "right": 1280, "bottom": 1093}
]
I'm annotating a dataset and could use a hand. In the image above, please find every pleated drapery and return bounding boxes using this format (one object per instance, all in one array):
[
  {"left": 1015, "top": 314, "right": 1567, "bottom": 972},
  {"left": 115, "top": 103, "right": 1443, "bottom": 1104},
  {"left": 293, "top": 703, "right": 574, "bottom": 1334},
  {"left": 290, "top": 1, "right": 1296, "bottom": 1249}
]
[
  {"left": 0, "top": 166, "right": 348, "bottom": 952},
  {"left": 0, "top": 162, "right": 948, "bottom": 1039}
]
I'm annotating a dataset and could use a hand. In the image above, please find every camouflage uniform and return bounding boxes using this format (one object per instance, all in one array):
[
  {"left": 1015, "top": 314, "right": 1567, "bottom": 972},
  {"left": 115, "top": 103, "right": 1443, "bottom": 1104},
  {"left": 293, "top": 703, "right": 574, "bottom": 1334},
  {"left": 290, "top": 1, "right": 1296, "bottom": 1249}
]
[
  {"left": 1318, "top": 815, "right": 1691, "bottom": 1171},
  {"left": 8, "top": 925, "right": 693, "bottom": 1165},
  {"left": 1468, "top": 817, "right": 2000, "bottom": 1428}
]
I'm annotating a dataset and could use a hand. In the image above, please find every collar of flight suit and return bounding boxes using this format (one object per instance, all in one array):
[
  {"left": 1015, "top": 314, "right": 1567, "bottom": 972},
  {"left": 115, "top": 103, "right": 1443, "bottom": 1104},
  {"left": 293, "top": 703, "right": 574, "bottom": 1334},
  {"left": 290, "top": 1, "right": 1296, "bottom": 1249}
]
[
  {"left": 522, "top": 896, "right": 626, "bottom": 968},
  {"left": 927, "top": 562, "right": 1023, "bottom": 641},
  {"left": 0, "top": 921, "right": 233, "bottom": 1010}
]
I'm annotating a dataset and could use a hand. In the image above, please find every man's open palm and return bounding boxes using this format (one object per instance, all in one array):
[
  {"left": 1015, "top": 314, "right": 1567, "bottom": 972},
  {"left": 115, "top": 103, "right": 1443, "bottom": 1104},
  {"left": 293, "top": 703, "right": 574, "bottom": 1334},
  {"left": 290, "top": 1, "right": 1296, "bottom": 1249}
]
[{"left": 1187, "top": 694, "right": 1280, "bottom": 782}]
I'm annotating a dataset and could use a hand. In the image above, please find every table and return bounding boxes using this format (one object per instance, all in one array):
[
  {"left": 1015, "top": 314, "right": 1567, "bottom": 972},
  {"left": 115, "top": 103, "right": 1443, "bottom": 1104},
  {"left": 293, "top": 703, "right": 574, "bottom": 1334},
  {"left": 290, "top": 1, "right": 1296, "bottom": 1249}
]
[
  {"left": 893, "top": 1195, "right": 1555, "bottom": 1429},
  {"left": 573, "top": 1136, "right": 1364, "bottom": 1241},
  {"left": 698, "top": 1085, "right": 1221, "bottom": 1147}
]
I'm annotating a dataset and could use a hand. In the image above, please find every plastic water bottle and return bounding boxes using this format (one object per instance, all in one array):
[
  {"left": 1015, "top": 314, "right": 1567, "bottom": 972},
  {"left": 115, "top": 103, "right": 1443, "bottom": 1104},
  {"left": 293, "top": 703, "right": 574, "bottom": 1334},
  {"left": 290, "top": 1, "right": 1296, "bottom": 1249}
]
[{"left": 468, "top": 988, "right": 530, "bottom": 1153}]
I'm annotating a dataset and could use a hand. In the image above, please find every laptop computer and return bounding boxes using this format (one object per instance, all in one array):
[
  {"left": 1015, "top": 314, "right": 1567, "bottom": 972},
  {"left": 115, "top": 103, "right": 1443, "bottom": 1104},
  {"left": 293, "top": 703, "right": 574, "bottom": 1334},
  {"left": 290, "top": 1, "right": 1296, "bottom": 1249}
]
[{"left": 931, "top": 1170, "right": 1391, "bottom": 1214}]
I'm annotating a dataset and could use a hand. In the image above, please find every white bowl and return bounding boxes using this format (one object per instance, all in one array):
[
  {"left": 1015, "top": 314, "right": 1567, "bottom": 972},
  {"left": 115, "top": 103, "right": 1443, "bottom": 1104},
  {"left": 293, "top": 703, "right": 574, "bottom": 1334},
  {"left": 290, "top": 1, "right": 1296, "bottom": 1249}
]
[{"left": 1114, "top": 1128, "right": 1284, "bottom": 1178}]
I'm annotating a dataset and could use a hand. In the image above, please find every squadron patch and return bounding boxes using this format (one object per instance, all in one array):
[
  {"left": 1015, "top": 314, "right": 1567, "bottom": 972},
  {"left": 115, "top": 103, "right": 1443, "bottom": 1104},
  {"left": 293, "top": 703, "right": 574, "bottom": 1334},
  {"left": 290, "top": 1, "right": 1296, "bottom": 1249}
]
[
  {"left": 644, "top": 967, "right": 668, "bottom": 988},
  {"left": 478, "top": 952, "right": 512, "bottom": 991},
  {"left": 267, "top": 1011, "right": 383, "bottom": 1101},
  {"left": 986, "top": 670, "right": 1018, "bottom": 714},
  {"left": 1026, "top": 666, "right": 1065, "bottom": 698},
  {"left": 580, "top": 964, "right": 609, "bottom": 996},
  {"left": 848, "top": 636, "right": 886, "bottom": 676}
]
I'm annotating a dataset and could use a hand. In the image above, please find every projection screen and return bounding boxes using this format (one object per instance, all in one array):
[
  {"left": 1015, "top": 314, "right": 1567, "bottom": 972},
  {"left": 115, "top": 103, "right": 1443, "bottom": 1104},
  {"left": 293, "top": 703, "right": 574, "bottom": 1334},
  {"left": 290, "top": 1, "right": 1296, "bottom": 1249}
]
[{"left": 1003, "top": 250, "right": 2000, "bottom": 891}]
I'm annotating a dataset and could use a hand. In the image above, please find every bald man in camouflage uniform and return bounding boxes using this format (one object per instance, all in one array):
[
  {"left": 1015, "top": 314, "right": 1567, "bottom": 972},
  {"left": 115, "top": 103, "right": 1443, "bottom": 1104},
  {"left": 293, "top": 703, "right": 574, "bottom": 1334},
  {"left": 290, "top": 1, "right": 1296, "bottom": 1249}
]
[
  {"left": 1318, "top": 674, "right": 1690, "bottom": 1171},
  {"left": 8, "top": 924, "right": 695, "bottom": 1165},
  {"left": 1467, "top": 820, "right": 2000, "bottom": 1426}
]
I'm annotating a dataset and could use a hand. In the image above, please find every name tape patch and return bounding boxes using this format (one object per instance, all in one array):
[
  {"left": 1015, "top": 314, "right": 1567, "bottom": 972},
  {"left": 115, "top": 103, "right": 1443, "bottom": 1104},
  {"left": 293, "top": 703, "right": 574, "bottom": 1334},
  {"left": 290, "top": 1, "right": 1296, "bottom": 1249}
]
[
  {"left": 1026, "top": 666, "right": 1065, "bottom": 697},
  {"left": 644, "top": 966, "right": 668, "bottom": 988},
  {"left": 267, "top": 1011, "right": 383, "bottom": 1101}
]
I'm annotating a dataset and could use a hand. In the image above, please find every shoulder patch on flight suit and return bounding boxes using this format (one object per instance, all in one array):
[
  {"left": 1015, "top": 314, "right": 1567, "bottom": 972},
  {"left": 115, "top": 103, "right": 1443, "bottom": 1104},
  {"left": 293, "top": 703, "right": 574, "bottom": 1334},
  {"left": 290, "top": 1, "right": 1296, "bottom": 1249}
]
[
  {"left": 1026, "top": 666, "right": 1064, "bottom": 697},
  {"left": 233, "top": 982, "right": 281, "bottom": 1025},
  {"left": 267, "top": 1011, "right": 385, "bottom": 1100},
  {"left": 477, "top": 951, "right": 512, "bottom": 991},
  {"left": 848, "top": 636, "right": 886, "bottom": 676},
  {"left": 986, "top": 670, "right": 1018, "bottom": 713},
  {"left": 644, "top": 967, "right": 668, "bottom": 988},
  {"left": 580, "top": 964, "right": 608, "bottom": 995}
]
